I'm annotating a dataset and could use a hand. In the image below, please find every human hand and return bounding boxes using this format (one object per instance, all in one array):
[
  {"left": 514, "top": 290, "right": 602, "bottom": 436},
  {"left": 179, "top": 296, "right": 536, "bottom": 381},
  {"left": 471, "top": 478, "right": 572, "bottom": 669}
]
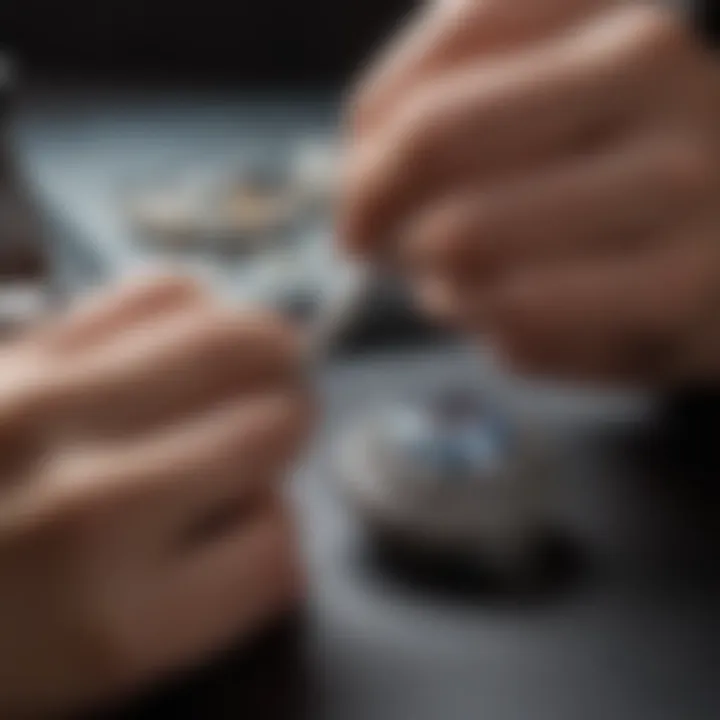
[
  {"left": 0, "top": 274, "right": 312, "bottom": 716},
  {"left": 343, "top": 0, "right": 720, "bottom": 384}
]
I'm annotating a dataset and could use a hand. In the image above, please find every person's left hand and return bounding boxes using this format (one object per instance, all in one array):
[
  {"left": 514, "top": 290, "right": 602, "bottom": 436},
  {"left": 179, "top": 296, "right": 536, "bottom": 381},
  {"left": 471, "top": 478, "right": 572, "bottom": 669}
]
[{"left": 342, "top": 0, "right": 720, "bottom": 385}]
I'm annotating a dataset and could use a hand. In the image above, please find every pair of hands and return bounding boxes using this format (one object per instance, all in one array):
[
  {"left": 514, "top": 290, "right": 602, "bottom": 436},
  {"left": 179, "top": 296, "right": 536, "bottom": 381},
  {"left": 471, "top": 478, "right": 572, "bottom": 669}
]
[{"left": 2, "top": 0, "right": 719, "bottom": 715}]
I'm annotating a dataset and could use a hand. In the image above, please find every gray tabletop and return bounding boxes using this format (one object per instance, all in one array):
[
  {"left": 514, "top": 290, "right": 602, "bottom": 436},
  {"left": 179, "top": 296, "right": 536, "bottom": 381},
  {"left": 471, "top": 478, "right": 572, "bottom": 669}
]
[
  {"left": 16, "top": 85, "right": 720, "bottom": 720},
  {"left": 299, "top": 349, "right": 719, "bottom": 720}
]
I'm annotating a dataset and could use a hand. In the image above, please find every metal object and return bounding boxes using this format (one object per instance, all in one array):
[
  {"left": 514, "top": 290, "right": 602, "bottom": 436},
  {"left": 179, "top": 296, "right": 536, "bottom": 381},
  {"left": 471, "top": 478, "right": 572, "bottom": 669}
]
[
  {"left": 304, "top": 262, "right": 379, "bottom": 367},
  {"left": 337, "top": 394, "right": 552, "bottom": 576}
]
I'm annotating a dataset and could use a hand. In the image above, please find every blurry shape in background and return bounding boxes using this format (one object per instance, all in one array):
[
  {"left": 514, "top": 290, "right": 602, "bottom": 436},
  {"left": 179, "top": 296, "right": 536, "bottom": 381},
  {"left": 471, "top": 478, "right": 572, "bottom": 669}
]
[
  {"left": 122, "top": 137, "right": 344, "bottom": 318},
  {"left": 291, "top": 138, "right": 341, "bottom": 219},
  {"left": 126, "top": 139, "right": 339, "bottom": 257},
  {"left": 0, "top": 54, "right": 14, "bottom": 94},
  {"left": 128, "top": 158, "right": 300, "bottom": 256},
  {"left": 0, "top": 52, "right": 53, "bottom": 339},
  {"left": 0, "top": 1, "right": 415, "bottom": 82}
]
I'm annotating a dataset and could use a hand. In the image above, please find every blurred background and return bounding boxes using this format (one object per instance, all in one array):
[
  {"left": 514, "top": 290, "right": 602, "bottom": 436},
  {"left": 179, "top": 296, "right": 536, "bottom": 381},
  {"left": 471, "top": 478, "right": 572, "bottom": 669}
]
[
  {"left": 1, "top": 0, "right": 412, "bottom": 83},
  {"left": 0, "top": 4, "right": 719, "bottom": 720}
]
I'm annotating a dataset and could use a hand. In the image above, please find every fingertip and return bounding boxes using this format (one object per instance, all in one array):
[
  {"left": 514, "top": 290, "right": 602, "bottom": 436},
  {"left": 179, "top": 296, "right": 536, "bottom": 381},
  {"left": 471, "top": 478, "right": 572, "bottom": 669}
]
[
  {"left": 337, "top": 151, "right": 374, "bottom": 259},
  {"left": 213, "top": 391, "right": 316, "bottom": 484},
  {"left": 197, "top": 306, "right": 304, "bottom": 380},
  {"left": 412, "top": 273, "right": 463, "bottom": 327}
]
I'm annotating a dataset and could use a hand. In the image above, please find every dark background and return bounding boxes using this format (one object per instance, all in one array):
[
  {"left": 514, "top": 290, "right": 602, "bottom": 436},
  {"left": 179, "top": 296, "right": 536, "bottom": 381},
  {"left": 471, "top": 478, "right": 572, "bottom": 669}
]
[
  {"left": 2, "top": 1, "right": 717, "bottom": 85},
  {"left": 0, "top": 1, "right": 415, "bottom": 84}
]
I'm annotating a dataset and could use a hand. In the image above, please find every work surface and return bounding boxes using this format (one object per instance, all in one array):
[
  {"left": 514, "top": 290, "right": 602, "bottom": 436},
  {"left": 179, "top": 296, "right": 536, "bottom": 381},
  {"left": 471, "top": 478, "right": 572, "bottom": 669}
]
[
  {"left": 16, "top": 85, "right": 720, "bottom": 720},
  {"left": 301, "top": 350, "right": 720, "bottom": 720}
]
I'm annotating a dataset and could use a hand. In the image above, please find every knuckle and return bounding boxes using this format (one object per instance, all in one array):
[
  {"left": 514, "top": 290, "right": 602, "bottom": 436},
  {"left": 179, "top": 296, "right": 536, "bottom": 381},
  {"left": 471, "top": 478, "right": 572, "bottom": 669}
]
[{"left": 197, "top": 307, "right": 300, "bottom": 367}]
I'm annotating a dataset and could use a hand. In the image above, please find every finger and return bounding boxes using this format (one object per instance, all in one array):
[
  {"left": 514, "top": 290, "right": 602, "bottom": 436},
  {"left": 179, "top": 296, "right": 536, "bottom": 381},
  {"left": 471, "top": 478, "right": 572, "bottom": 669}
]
[
  {"left": 41, "top": 308, "right": 301, "bottom": 439},
  {"left": 42, "top": 273, "right": 207, "bottom": 353},
  {"left": 402, "top": 135, "right": 712, "bottom": 280},
  {"left": 34, "top": 390, "right": 312, "bottom": 553},
  {"left": 483, "top": 241, "right": 719, "bottom": 382},
  {"left": 411, "top": 270, "right": 473, "bottom": 328},
  {"left": 133, "top": 498, "right": 301, "bottom": 677},
  {"left": 343, "top": 4, "right": 695, "bottom": 256},
  {"left": 51, "top": 390, "right": 311, "bottom": 507},
  {"left": 354, "top": 0, "right": 611, "bottom": 136}
]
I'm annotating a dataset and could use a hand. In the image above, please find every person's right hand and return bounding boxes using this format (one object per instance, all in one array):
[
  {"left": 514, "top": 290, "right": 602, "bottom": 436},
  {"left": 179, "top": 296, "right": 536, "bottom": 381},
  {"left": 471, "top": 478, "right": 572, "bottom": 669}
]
[
  {"left": 342, "top": 0, "right": 720, "bottom": 385},
  {"left": 0, "top": 274, "right": 312, "bottom": 717}
]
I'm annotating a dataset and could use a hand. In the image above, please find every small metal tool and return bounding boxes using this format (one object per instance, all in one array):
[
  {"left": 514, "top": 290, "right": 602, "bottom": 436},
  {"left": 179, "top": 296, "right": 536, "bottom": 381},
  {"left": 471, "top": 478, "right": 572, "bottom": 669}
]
[{"left": 303, "top": 262, "right": 382, "bottom": 368}]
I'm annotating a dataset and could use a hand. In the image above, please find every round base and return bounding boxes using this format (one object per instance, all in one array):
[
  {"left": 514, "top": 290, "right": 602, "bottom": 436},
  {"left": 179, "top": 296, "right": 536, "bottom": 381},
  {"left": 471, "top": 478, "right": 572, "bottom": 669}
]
[{"left": 360, "top": 521, "right": 585, "bottom": 603}]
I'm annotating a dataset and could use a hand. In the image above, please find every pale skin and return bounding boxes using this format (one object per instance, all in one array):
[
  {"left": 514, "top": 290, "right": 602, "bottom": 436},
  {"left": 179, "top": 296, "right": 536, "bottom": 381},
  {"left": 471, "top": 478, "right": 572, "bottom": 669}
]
[
  {"left": 343, "top": 0, "right": 720, "bottom": 384},
  {"left": 0, "top": 274, "right": 312, "bottom": 716}
]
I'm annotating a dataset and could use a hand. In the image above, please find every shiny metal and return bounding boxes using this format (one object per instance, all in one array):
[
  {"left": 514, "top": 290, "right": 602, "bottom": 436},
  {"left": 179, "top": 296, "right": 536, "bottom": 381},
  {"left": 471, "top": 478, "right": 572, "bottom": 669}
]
[{"left": 304, "top": 262, "right": 380, "bottom": 368}]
